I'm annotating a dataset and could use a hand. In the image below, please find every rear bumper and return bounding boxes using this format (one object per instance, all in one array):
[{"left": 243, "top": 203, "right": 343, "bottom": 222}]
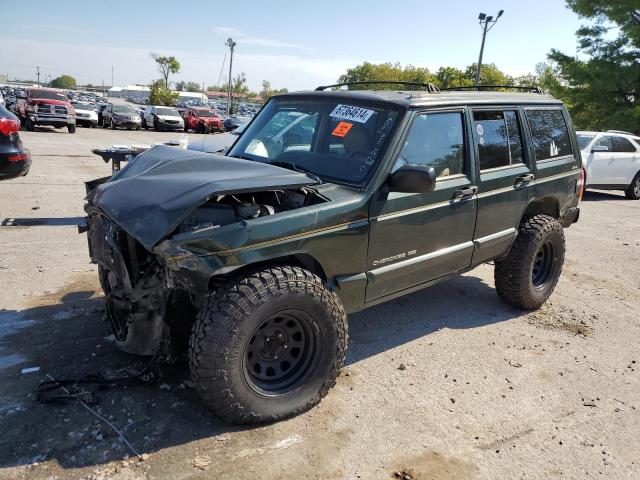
[
  {"left": 560, "top": 207, "right": 580, "bottom": 227},
  {"left": 0, "top": 155, "right": 31, "bottom": 180}
]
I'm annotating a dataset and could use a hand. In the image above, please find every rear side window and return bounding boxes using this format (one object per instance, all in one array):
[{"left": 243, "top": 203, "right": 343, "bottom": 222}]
[
  {"left": 526, "top": 109, "right": 573, "bottom": 161},
  {"left": 613, "top": 137, "right": 637, "bottom": 153},
  {"left": 473, "top": 110, "right": 524, "bottom": 170},
  {"left": 394, "top": 112, "right": 465, "bottom": 178}
]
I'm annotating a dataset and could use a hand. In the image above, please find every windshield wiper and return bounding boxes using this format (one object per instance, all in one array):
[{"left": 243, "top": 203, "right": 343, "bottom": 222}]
[{"left": 270, "top": 161, "right": 322, "bottom": 183}]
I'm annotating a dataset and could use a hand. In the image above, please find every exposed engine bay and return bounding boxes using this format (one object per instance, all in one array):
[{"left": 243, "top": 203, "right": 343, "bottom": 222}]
[{"left": 85, "top": 185, "right": 326, "bottom": 358}]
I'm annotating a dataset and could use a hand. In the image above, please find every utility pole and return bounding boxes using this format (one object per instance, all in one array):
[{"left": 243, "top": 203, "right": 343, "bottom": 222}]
[
  {"left": 36, "top": 66, "right": 40, "bottom": 86},
  {"left": 225, "top": 38, "right": 236, "bottom": 115},
  {"left": 475, "top": 10, "right": 504, "bottom": 87}
]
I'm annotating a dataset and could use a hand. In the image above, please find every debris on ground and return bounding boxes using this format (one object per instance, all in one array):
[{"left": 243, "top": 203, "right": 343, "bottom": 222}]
[{"left": 192, "top": 455, "right": 211, "bottom": 470}]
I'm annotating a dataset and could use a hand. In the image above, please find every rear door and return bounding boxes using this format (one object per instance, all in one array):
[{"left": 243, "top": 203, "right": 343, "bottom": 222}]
[
  {"left": 366, "top": 109, "right": 477, "bottom": 301},
  {"left": 470, "top": 107, "right": 535, "bottom": 265}
]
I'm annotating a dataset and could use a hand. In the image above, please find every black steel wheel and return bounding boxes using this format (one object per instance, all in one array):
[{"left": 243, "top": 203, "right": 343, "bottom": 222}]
[
  {"left": 495, "top": 215, "right": 565, "bottom": 310},
  {"left": 243, "top": 310, "right": 322, "bottom": 396},
  {"left": 189, "top": 266, "right": 347, "bottom": 424}
]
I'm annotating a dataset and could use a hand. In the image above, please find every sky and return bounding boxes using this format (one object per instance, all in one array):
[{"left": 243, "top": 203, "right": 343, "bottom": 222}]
[{"left": 0, "top": 0, "right": 584, "bottom": 92}]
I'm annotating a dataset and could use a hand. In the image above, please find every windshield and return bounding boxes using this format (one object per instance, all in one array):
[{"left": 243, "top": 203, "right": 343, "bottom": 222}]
[
  {"left": 156, "top": 107, "right": 179, "bottom": 116},
  {"left": 194, "top": 110, "right": 215, "bottom": 117},
  {"left": 29, "top": 90, "right": 67, "bottom": 101},
  {"left": 577, "top": 134, "right": 595, "bottom": 150},
  {"left": 228, "top": 98, "right": 400, "bottom": 186},
  {"left": 72, "top": 102, "right": 93, "bottom": 110},
  {"left": 114, "top": 105, "right": 135, "bottom": 114}
]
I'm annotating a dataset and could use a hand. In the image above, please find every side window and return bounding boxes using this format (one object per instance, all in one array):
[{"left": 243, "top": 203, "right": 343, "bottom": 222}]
[
  {"left": 594, "top": 136, "right": 612, "bottom": 151},
  {"left": 473, "top": 110, "right": 524, "bottom": 170},
  {"left": 525, "top": 109, "right": 573, "bottom": 161},
  {"left": 394, "top": 112, "right": 465, "bottom": 178},
  {"left": 612, "top": 136, "right": 637, "bottom": 153}
]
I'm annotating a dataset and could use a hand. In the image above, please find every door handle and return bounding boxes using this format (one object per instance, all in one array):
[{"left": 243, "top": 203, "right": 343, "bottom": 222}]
[
  {"left": 515, "top": 173, "right": 535, "bottom": 186},
  {"left": 452, "top": 186, "right": 478, "bottom": 200}
]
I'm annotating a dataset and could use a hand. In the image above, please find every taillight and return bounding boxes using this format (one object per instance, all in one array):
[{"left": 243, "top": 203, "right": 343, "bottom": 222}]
[
  {"left": 7, "top": 153, "right": 29, "bottom": 162},
  {"left": 0, "top": 118, "right": 20, "bottom": 136},
  {"left": 577, "top": 167, "right": 586, "bottom": 201}
]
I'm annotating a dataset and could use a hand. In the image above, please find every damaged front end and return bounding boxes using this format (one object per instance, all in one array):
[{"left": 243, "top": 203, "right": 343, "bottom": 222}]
[{"left": 83, "top": 145, "right": 324, "bottom": 358}]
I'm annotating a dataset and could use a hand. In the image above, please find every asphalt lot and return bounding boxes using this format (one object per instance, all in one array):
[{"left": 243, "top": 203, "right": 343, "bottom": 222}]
[{"left": 1, "top": 126, "right": 639, "bottom": 480}]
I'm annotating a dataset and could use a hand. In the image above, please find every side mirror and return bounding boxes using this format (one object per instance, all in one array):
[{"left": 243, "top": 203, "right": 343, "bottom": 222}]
[
  {"left": 592, "top": 145, "right": 609, "bottom": 153},
  {"left": 388, "top": 165, "right": 437, "bottom": 193}
]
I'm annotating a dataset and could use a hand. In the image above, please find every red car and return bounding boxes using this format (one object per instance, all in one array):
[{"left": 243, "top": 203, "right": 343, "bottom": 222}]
[{"left": 182, "top": 107, "right": 223, "bottom": 133}]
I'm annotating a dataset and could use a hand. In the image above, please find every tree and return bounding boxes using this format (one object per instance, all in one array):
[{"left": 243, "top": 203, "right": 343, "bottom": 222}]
[
  {"left": 150, "top": 53, "right": 180, "bottom": 88},
  {"left": 149, "top": 79, "right": 179, "bottom": 106},
  {"left": 50, "top": 75, "right": 77, "bottom": 89},
  {"left": 229, "top": 72, "right": 248, "bottom": 113},
  {"left": 464, "top": 63, "right": 514, "bottom": 87},
  {"left": 337, "top": 62, "right": 436, "bottom": 90},
  {"left": 548, "top": 1, "right": 639, "bottom": 133},
  {"left": 434, "top": 67, "right": 473, "bottom": 88}
]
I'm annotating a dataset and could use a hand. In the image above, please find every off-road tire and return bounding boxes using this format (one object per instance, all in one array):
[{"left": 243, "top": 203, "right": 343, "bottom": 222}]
[
  {"left": 494, "top": 214, "right": 565, "bottom": 310},
  {"left": 189, "top": 266, "right": 348, "bottom": 424},
  {"left": 624, "top": 172, "right": 640, "bottom": 200},
  {"left": 68, "top": 125, "right": 76, "bottom": 134}
]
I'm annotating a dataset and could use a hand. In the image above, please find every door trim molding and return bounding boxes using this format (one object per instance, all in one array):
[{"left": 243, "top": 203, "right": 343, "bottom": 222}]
[{"left": 368, "top": 241, "right": 474, "bottom": 279}]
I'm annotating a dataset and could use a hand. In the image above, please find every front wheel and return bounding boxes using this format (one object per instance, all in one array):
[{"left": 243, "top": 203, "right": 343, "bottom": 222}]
[
  {"left": 25, "top": 118, "right": 35, "bottom": 131},
  {"left": 68, "top": 125, "right": 76, "bottom": 134},
  {"left": 189, "top": 266, "right": 348, "bottom": 424},
  {"left": 494, "top": 215, "right": 565, "bottom": 310},
  {"left": 624, "top": 173, "right": 640, "bottom": 200}
]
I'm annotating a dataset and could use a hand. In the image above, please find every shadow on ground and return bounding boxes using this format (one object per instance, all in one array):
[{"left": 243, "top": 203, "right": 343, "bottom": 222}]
[
  {"left": 582, "top": 190, "right": 627, "bottom": 201},
  {"left": 0, "top": 270, "right": 520, "bottom": 470},
  {"left": 1, "top": 217, "right": 85, "bottom": 227}
]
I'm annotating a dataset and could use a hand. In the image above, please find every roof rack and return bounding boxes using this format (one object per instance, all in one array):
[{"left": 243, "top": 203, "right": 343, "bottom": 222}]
[
  {"left": 440, "top": 85, "right": 546, "bottom": 94},
  {"left": 315, "top": 81, "right": 440, "bottom": 93},
  {"left": 607, "top": 130, "right": 635, "bottom": 136}
]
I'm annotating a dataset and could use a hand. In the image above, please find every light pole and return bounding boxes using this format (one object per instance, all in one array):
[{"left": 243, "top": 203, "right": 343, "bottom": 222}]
[
  {"left": 226, "top": 37, "right": 236, "bottom": 115},
  {"left": 475, "top": 10, "right": 504, "bottom": 87}
]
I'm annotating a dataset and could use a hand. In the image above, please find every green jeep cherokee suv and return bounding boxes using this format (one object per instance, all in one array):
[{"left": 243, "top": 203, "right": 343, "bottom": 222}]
[{"left": 84, "top": 84, "right": 583, "bottom": 424}]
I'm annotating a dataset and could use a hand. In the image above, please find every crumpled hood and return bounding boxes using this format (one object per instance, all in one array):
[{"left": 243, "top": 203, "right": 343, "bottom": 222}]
[{"left": 92, "top": 145, "right": 318, "bottom": 250}]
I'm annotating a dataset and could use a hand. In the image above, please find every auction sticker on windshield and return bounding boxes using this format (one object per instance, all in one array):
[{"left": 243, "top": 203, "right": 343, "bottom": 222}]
[
  {"left": 330, "top": 104, "right": 374, "bottom": 123},
  {"left": 331, "top": 121, "right": 353, "bottom": 138}
]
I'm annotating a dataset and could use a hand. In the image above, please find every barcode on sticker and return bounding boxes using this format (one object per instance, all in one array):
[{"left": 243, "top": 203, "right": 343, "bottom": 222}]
[{"left": 330, "top": 104, "right": 374, "bottom": 123}]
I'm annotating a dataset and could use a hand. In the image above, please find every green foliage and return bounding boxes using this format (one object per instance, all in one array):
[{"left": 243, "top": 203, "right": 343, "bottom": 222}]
[
  {"left": 150, "top": 53, "right": 181, "bottom": 87},
  {"left": 261, "top": 80, "right": 288, "bottom": 102},
  {"left": 149, "top": 79, "right": 179, "bottom": 106},
  {"left": 50, "top": 75, "right": 77, "bottom": 89},
  {"left": 548, "top": 1, "right": 639, "bottom": 133},
  {"left": 337, "top": 62, "right": 436, "bottom": 90},
  {"left": 338, "top": 62, "right": 522, "bottom": 91},
  {"left": 175, "top": 81, "right": 202, "bottom": 92}
]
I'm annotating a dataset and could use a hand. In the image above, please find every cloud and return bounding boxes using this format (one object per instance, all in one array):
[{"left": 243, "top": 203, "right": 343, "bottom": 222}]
[{"left": 212, "top": 26, "right": 311, "bottom": 50}]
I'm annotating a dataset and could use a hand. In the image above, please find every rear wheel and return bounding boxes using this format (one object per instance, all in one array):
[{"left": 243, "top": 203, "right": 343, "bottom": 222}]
[
  {"left": 494, "top": 215, "right": 565, "bottom": 310},
  {"left": 624, "top": 173, "right": 640, "bottom": 200},
  {"left": 189, "top": 266, "right": 347, "bottom": 424}
]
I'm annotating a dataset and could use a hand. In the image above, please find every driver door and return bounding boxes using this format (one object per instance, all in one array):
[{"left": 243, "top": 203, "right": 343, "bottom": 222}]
[{"left": 366, "top": 109, "right": 477, "bottom": 302}]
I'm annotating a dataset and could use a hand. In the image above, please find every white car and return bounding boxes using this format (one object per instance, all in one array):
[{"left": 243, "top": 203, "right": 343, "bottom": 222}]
[
  {"left": 142, "top": 106, "right": 184, "bottom": 131},
  {"left": 578, "top": 130, "right": 640, "bottom": 199},
  {"left": 71, "top": 102, "right": 98, "bottom": 128}
]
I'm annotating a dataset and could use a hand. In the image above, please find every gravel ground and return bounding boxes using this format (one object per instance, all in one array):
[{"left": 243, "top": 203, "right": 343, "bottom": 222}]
[{"left": 0, "top": 126, "right": 639, "bottom": 480}]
